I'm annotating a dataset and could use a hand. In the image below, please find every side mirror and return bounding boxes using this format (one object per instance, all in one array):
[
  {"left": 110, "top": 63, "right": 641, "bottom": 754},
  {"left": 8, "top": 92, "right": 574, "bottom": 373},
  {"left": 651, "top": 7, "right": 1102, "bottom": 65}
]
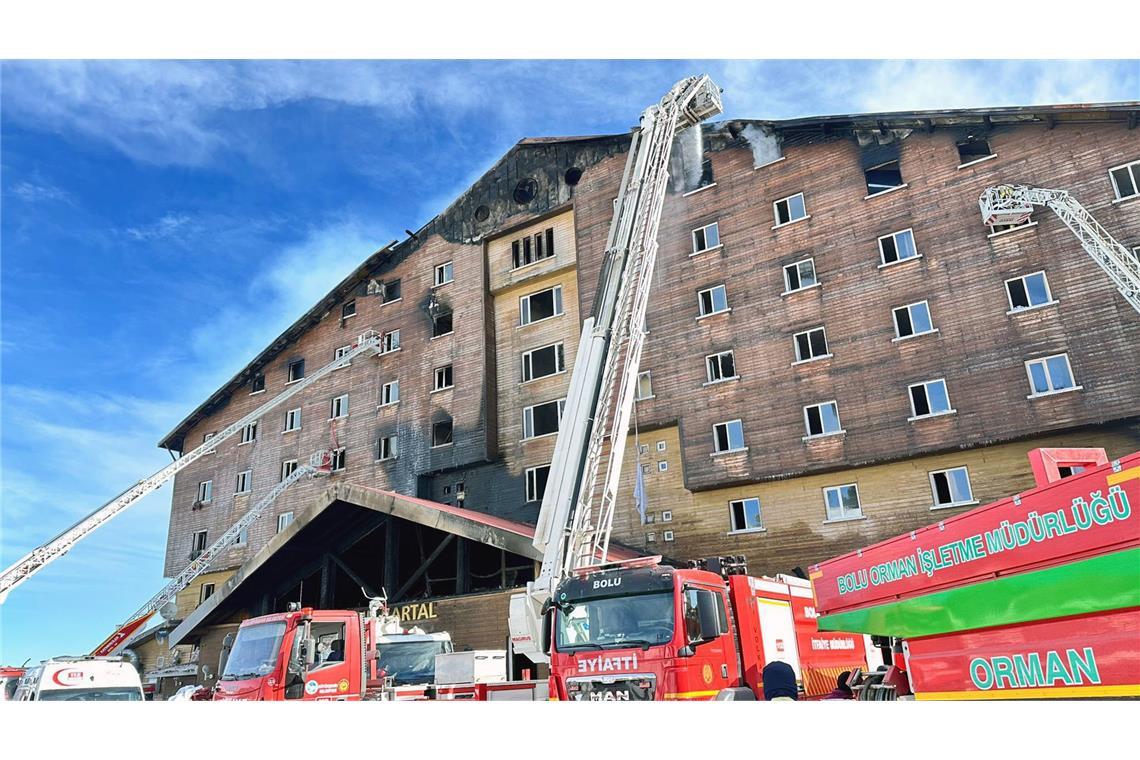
[
  {"left": 696, "top": 592, "right": 722, "bottom": 641},
  {"left": 678, "top": 645, "right": 696, "bottom": 658},
  {"left": 284, "top": 659, "right": 305, "bottom": 700},
  {"left": 540, "top": 609, "right": 553, "bottom": 656}
]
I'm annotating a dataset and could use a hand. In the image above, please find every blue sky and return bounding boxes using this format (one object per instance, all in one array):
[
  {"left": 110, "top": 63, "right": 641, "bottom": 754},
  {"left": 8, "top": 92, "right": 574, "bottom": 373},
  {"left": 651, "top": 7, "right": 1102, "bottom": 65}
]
[{"left": 1, "top": 60, "right": 1136, "bottom": 664}]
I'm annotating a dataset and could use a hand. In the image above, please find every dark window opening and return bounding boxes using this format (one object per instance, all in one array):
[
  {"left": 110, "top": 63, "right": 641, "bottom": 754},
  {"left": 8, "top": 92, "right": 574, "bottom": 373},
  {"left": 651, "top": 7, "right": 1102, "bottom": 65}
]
[
  {"left": 512, "top": 228, "right": 556, "bottom": 269},
  {"left": 1057, "top": 465, "right": 1086, "bottom": 478},
  {"left": 865, "top": 160, "right": 904, "bottom": 195},
  {"left": 474, "top": 205, "right": 490, "bottom": 222},
  {"left": 382, "top": 279, "right": 401, "bottom": 303},
  {"left": 251, "top": 373, "right": 265, "bottom": 393},
  {"left": 521, "top": 287, "right": 561, "bottom": 324},
  {"left": 957, "top": 138, "right": 992, "bottom": 164},
  {"left": 894, "top": 306, "right": 913, "bottom": 337},
  {"left": 434, "top": 365, "right": 454, "bottom": 390},
  {"left": 524, "top": 343, "right": 565, "bottom": 382},
  {"left": 932, "top": 472, "right": 952, "bottom": 504},
  {"left": 432, "top": 418, "right": 453, "bottom": 447},
  {"left": 806, "top": 407, "right": 824, "bottom": 436},
  {"left": 910, "top": 385, "right": 932, "bottom": 417},
  {"left": 698, "top": 158, "right": 714, "bottom": 188},
  {"left": 191, "top": 530, "right": 208, "bottom": 559},
  {"left": 342, "top": 300, "right": 357, "bottom": 319},
  {"left": 565, "top": 167, "right": 583, "bottom": 186},
  {"left": 1007, "top": 279, "right": 1029, "bottom": 309},
  {"left": 432, "top": 311, "right": 453, "bottom": 337},
  {"left": 288, "top": 359, "right": 305, "bottom": 383},
  {"left": 513, "top": 178, "right": 537, "bottom": 204},
  {"left": 526, "top": 465, "right": 551, "bottom": 502},
  {"left": 526, "top": 400, "right": 562, "bottom": 438}
]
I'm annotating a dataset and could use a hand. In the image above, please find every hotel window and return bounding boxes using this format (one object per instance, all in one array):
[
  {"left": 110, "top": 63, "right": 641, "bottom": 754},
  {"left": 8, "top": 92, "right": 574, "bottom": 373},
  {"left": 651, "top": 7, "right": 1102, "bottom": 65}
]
[
  {"left": 239, "top": 421, "right": 258, "bottom": 444},
  {"left": 330, "top": 448, "right": 347, "bottom": 472},
  {"left": 729, "top": 497, "right": 763, "bottom": 533},
  {"left": 191, "top": 530, "right": 208, "bottom": 559},
  {"left": 878, "top": 229, "right": 918, "bottom": 266},
  {"left": 520, "top": 285, "right": 563, "bottom": 325},
  {"left": 234, "top": 525, "right": 248, "bottom": 547},
  {"left": 804, "top": 401, "right": 842, "bottom": 438},
  {"left": 380, "top": 380, "right": 399, "bottom": 407},
  {"left": 909, "top": 379, "right": 954, "bottom": 419},
  {"left": 197, "top": 480, "right": 212, "bottom": 504},
  {"left": 523, "top": 399, "right": 565, "bottom": 439},
  {"left": 635, "top": 371, "right": 654, "bottom": 400},
  {"left": 432, "top": 418, "right": 454, "bottom": 447},
  {"left": 381, "top": 329, "right": 400, "bottom": 353},
  {"left": 342, "top": 300, "right": 356, "bottom": 319},
  {"left": 793, "top": 327, "right": 829, "bottom": 362},
  {"left": 773, "top": 192, "right": 807, "bottom": 226},
  {"left": 250, "top": 372, "right": 265, "bottom": 394},
  {"left": 434, "top": 261, "right": 454, "bottom": 287},
  {"left": 512, "top": 228, "right": 556, "bottom": 269},
  {"left": 1025, "top": 353, "right": 1078, "bottom": 397},
  {"left": 957, "top": 138, "right": 994, "bottom": 166},
  {"left": 691, "top": 222, "right": 720, "bottom": 254},
  {"left": 893, "top": 301, "right": 935, "bottom": 339},
  {"left": 277, "top": 512, "right": 294, "bottom": 533},
  {"left": 334, "top": 345, "right": 352, "bottom": 364},
  {"left": 330, "top": 394, "right": 349, "bottom": 419},
  {"left": 287, "top": 359, "right": 305, "bottom": 383},
  {"left": 658, "top": 461, "right": 668, "bottom": 472},
  {"left": 377, "top": 434, "right": 398, "bottom": 461},
  {"left": 824, "top": 484, "right": 862, "bottom": 522},
  {"left": 202, "top": 432, "right": 217, "bottom": 452},
  {"left": 432, "top": 310, "right": 453, "bottom": 338},
  {"left": 235, "top": 470, "right": 252, "bottom": 495},
  {"left": 281, "top": 460, "right": 298, "bottom": 481},
  {"left": 199, "top": 583, "right": 215, "bottom": 605},
  {"left": 865, "top": 160, "right": 904, "bottom": 196},
  {"left": 1109, "top": 160, "right": 1140, "bottom": 201},
  {"left": 697, "top": 284, "right": 729, "bottom": 317},
  {"left": 522, "top": 342, "right": 565, "bottom": 382},
  {"left": 382, "top": 279, "right": 401, "bottom": 304},
  {"left": 783, "top": 258, "right": 817, "bottom": 293},
  {"left": 434, "top": 365, "right": 454, "bottom": 391},
  {"left": 1005, "top": 271, "right": 1054, "bottom": 311},
  {"left": 284, "top": 407, "right": 301, "bottom": 432},
  {"left": 712, "top": 419, "right": 746, "bottom": 454},
  {"left": 526, "top": 464, "right": 551, "bottom": 503},
  {"left": 930, "top": 466, "right": 974, "bottom": 508}
]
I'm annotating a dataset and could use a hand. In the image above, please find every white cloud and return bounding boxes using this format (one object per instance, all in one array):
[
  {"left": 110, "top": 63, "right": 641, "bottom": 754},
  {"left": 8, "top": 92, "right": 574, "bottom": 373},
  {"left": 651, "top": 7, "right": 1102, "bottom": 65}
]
[
  {"left": 123, "top": 213, "right": 192, "bottom": 242},
  {"left": 8, "top": 180, "right": 71, "bottom": 204}
]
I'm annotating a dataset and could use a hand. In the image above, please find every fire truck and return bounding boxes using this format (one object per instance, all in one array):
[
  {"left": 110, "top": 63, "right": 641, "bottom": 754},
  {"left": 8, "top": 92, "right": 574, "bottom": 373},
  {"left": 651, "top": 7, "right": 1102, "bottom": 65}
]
[
  {"left": 810, "top": 447, "right": 1140, "bottom": 700},
  {"left": 213, "top": 596, "right": 453, "bottom": 701}
]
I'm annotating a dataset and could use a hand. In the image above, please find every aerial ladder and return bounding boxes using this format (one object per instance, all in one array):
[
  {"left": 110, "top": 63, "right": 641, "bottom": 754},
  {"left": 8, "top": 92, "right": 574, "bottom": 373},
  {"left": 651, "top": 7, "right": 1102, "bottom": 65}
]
[
  {"left": 0, "top": 328, "right": 388, "bottom": 605},
  {"left": 979, "top": 184, "right": 1140, "bottom": 314},
  {"left": 508, "top": 75, "right": 723, "bottom": 663}
]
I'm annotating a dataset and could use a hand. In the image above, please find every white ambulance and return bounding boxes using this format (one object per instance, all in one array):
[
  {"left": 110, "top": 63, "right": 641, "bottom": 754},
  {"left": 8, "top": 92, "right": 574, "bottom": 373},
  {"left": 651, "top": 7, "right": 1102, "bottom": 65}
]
[{"left": 14, "top": 656, "right": 144, "bottom": 701}]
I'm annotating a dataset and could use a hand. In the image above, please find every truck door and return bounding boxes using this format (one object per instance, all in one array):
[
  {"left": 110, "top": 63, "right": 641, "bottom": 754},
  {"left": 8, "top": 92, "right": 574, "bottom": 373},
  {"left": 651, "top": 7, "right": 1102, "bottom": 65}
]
[
  {"left": 296, "top": 614, "right": 358, "bottom": 701},
  {"left": 756, "top": 597, "right": 802, "bottom": 681},
  {"left": 681, "top": 586, "right": 738, "bottom": 697}
]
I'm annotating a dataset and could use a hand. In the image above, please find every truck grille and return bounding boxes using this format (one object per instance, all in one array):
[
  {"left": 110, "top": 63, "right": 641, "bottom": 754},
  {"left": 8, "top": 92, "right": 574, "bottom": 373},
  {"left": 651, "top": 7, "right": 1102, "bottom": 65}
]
[{"left": 567, "top": 676, "right": 655, "bottom": 701}]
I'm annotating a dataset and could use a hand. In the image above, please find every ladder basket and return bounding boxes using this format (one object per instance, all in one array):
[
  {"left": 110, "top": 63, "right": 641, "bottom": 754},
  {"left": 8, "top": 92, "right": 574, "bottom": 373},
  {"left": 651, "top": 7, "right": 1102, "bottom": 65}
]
[
  {"left": 979, "top": 186, "right": 1034, "bottom": 227},
  {"left": 309, "top": 449, "right": 335, "bottom": 475}
]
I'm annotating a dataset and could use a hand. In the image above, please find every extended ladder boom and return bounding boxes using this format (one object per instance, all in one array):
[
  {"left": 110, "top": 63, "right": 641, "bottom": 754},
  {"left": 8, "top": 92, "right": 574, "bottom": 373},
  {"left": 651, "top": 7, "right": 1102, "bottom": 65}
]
[
  {"left": 0, "top": 329, "right": 386, "bottom": 604},
  {"left": 979, "top": 185, "right": 1140, "bottom": 313}
]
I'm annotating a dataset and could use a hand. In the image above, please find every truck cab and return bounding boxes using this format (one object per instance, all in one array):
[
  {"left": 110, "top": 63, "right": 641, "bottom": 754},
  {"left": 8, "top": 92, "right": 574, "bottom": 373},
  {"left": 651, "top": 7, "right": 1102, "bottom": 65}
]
[
  {"left": 13, "top": 657, "right": 143, "bottom": 701},
  {"left": 1, "top": 667, "right": 26, "bottom": 701}
]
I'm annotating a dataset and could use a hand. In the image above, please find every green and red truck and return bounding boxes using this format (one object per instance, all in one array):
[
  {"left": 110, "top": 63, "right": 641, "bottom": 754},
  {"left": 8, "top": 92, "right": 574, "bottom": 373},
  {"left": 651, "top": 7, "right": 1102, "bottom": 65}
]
[{"left": 809, "top": 447, "right": 1140, "bottom": 700}]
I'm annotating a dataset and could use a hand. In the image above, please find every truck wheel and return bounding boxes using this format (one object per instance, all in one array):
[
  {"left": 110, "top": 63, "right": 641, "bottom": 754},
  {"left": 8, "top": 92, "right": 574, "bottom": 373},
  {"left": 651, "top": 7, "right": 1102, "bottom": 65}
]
[{"left": 714, "top": 687, "right": 756, "bottom": 701}]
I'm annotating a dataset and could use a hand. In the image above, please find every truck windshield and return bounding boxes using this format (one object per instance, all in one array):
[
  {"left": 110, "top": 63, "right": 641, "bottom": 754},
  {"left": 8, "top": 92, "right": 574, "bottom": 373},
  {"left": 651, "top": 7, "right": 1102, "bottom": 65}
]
[
  {"left": 221, "top": 621, "right": 287, "bottom": 680},
  {"left": 377, "top": 641, "right": 450, "bottom": 686},
  {"left": 38, "top": 688, "right": 142, "bottom": 701},
  {"left": 556, "top": 591, "right": 674, "bottom": 650}
]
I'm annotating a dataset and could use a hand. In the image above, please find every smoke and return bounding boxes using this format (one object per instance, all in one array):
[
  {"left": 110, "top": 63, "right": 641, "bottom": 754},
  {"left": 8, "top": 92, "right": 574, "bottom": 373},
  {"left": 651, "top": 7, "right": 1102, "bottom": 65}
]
[
  {"left": 741, "top": 124, "right": 782, "bottom": 168},
  {"left": 670, "top": 125, "right": 704, "bottom": 193}
]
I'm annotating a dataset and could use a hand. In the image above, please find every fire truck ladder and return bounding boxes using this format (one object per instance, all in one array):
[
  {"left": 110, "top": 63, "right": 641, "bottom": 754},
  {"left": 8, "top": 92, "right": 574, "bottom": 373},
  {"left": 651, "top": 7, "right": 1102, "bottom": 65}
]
[
  {"left": 511, "top": 75, "right": 722, "bottom": 661},
  {"left": 0, "top": 330, "right": 386, "bottom": 605},
  {"left": 979, "top": 185, "right": 1140, "bottom": 314}
]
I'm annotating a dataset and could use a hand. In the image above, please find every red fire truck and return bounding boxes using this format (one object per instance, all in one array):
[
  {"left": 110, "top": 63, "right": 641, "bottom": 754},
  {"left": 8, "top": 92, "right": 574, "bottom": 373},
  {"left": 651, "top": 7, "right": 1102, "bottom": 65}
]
[
  {"left": 212, "top": 597, "right": 453, "bottom": 701},
  {"left": 546, "top": 556, "right": 868, "bottom": 701},
  {"left": 810, "top": 448, "right": 1140, "bottom": 700}
]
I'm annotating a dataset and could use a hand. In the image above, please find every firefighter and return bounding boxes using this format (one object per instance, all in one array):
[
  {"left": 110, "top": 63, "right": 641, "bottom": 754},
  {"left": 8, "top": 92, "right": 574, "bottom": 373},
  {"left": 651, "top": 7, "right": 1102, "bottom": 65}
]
[
  {"left": 761, "top": 661, "right": 798, "bottom": 701},
  {"left": 824, "top": 671, "right": 854, "bottom": 699}
]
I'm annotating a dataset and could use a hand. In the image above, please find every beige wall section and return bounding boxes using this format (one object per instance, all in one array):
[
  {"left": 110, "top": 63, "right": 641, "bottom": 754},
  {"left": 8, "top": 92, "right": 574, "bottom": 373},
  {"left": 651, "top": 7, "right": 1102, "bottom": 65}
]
[
  {"left": 487, "top": 209, "right": 577, "bottom": 295},
  {"left": 611, "top": 421, "right": 1140, "bottom": 576},
  {"left": 490, "top": 210, "right": 582, "bottom": 500},
  {"left": 174, "top": 570, "right": 235, "bottom": 620}
]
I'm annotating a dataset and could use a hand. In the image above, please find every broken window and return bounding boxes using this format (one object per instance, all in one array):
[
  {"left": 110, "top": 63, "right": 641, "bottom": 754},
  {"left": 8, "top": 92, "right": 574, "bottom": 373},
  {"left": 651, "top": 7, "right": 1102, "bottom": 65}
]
[
  {"left": 1005, "top": 271, "right": 1053, "bottom": 311},
  {"left": 729, "top": 497, "right": 763, "bottom": 532},
  {"left": 380, "top": 380, "right": 399, "bottom": 406},
  {"left": 523, "top": 398, "right": 565, "bottom": 439},
  {"left": 191, "top": 530, "right": 208, "bottom": 559},
  {"left": 342, "top": 300, "right": 356, "bottom": 319},
  {"left": 330, "top": 448, "right": 346, "bottom": 472},
  {"left": 333, "top": 345, "right": 352, "bottom": 367},
  {"left": 197, "top": 480, "right": 212, "bottom": 503},
  {"left": 930, "top": 467, "right": 973, "bottom": 508},
  {"left": 239, "top": 421, "right": 258, "bottom": 445},
  {"left": 526, "top": 464, "right": 551, "bottom": 502},
  {"left": 287, "top": 359, "right": 305, "bottom": 383},
  {"left": 512, "top": 228, "right": 556, "bottom": 269},
  {"left": 330, "top": 394, "right": 349, "bottom": 419},
  {"left": 381, "top": 329, "right": 400, "bottom": 353},
  {"left": 434, "top": 261, "right": 454, "bottom": 287},
  {"left": 199, "top": 583, "right": 215, "bottom": 605},
  {"left": 235, "top": 470, "right": 252, "bottom": 494},
  {"left": 878, "top": 229, "right": 918, "bottom": 265},
  {"left": 521, "top": 342, "right": 565, "bottom": 382},
  {"left": 377, "top": 434, "right": 398, "bottom": 461},
  {"left": 635, "top": 371, "right": 653, "bottom": 400},
  {"left": 956, "top": 138, "right": 993, "bottom": 166},
  {"left": 281, "top": 460, "right": 298, "bottom": 481},
  {"left": 699, "top": 158, "right": 714, "bottom": 188},
  {"left": 1025, "top": 354, "right": 1077, "bottom": 397},
  {"left": 824, "top": 484, "right": 861, "bottom": 521},
  {"left": 277, "top": 512, "right": 294, "bottom": 533},
  {"left": 804, "top": 401, "right": 842, "bottom": 438},
  {"left": 382, "top": 279, "right": 401, "bottom": 304},
  {"left": 794, "top": 327, "right": 829, "bottom": 362},
  {"left": 697, "top": 284, "right": 729, "bottom": 317},
  {"left": 865, "top": 160, "right": 904, "bottom": 196},
  {"left": 434, "top": 365, "right": 454, "bottom": 391},
  {"left": 520, "top": 285, "right": 563, "bottom": 325},
  {"left": 284, "top": 407, "right": 301, "bottom": 432},
  {"left": 1110, "top": 160, "right": 1140, "bottom": 201},
  {"left": 712, "top": 419, "right": 745, "bottom": 453},
  {"left": 909, "top": 379, "right": 953, "bottom": 418},
  {"left": 783, "top": 258, "right": 817, "bottom": 293},
  {"left": 773, "top": 193, "right": 807, "bottom": 226},
  {"left": 893, "top": 301, "right": 934, "bottom": 339},
  {"left": 432, "top": 418, "right": 454, "bottom": 447},
  {"left": 432, "top": 310, "right": 454, "bottom": 338},
  {"left": 250, "top": 373, "right": 265, "bottom": 394},
  {"left": 691, "top": 222, "right": 720, "bottom": 254},
  {"left": 706, "top": 350, "right": 737, "bottom": 383}
]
